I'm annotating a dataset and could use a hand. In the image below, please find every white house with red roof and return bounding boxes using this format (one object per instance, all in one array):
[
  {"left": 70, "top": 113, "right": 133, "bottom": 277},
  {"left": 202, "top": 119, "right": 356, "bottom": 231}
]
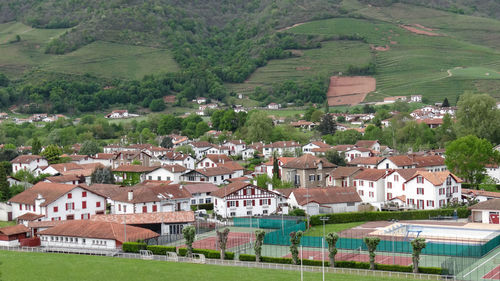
[
  {"left": 197, "top": 154, "right": 231, "bottom": 169},
  {"left": 105, "top": 110, "right": 129, "bottom": 119},
  {"left": 255, "top": 157, "right": 295, "bottom": 179},
  {"left": 402, "top": 171, "right": 462, "bottom": 209},
  {"left": 158, "top": 151, "right": 195, "bottom": 170},
  {"left": 189, "top": 141, "right": 214, "bottom": 160},
  {"left": 11, "top": 155, "right": 48, "bottom": 174},
  {"left": 222, "top": 140, "right": 247, "bottom": 156},
  {"left": 211, "top": 182, "right": 282, "bottom": 218},
  {"left": 8, "top": 182, "right": 107, "bottom": 222},
  {"left": 182, "top": 167, "right": 234, "bottom": 185},
  {"left": 262, "top": 141, "right": 301, "bottom": 158},
  {"left": 353, "top": 169, "right": 388, "bottom": 205},
  {"left": 241, "top": 147, "right": 256, "bottom": 160},
  {"left": 355, "top": 140, "right": 381, "bottom": 152},
  {"left": 345, "top": 147, "right": 373, "bottom": 161},
  {"left": 302, "top": 141, "right": 331, "bottom": 154},
  {"left": 286, "top": 187, "right": 362, "bottom": 215},
  {"left": 183, "top": 183, "right": 219, "bottom": 205},
  {"left": 144, "top": 165, "right": 187, "bottom": 184},
  {"left": 39, "top": 220, "right": 159, "bottom": 249}
]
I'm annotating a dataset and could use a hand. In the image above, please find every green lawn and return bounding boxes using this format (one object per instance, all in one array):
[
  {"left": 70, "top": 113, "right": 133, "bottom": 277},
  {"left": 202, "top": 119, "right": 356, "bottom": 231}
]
[
  {"left": 0, "top": 250, "right": 420, "bottom": 281},
  {"left": 0, "top": 21, "right": 179, "bottom": 80},
  {"left": 304, "top": 222, "right": 366, "bottom": 237},
  {"left": 0, "top": 221, "right": 16, "bottom": 227}
]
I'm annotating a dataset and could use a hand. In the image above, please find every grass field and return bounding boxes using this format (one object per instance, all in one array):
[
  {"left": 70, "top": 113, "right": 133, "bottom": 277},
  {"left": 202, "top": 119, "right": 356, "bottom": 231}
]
[
  {"left": 304, "top": 222, "right": 366, "bottom": 237},
  {"left": 227, "top": 40, "right": 372, "bottom": 95},
  {"left": 0, "top": 250, "right": 421, "bottom": 281},
  {"left": 0, "top": 221, "right": 16, "bottom": 227},
  {"left": 0, "top": 21, "right": 179, "bottom": 80}
]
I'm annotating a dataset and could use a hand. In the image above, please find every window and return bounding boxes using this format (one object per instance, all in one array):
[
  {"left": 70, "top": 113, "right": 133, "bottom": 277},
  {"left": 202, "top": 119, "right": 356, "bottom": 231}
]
[
  {"left": 152, "top": 205, "right": 157, "bottom": 212},
  {"left": 82, "top": 191, "right": 87, "bottom": 198},
  {"left": 446, "top": 177, "right": 452, "bottom": 185},
  {"left": 417, "top": 176, "right": 423, "bottom": 184},
  {"left": 67, "top": 193, "right": 72, "bottom": 199},
  {"left": 123, "top": 205, "right": 127, "bottom": 212},
  {"left": 316, "top": 175, "right": 321, "bottom": 181},
  {"left": 191, "top": 199, "right": 196, "bottom": 204},
  {"left": 66, "top": 203, "right": 74, "bottom": 211},
  {"left": 205, "top": 198, "right": 212, "bottom": 204},
  {"left": 157, "top": 176, "right": 161, "bottom": 181},
  {"left": 81, "top": 213, "right": 89, "bottom": 220},
  {"left": 244, "top": 200, "right": 252, "bottom": 206},
  {"left": 426, "top": 200, "right": 435, "bottom": 207},
  {"left": 230, "top": 212, "right": 236, "bottom": 217},
  {"left": 453, "top": 186, "right": 458, "bottom": 193},
  {"left": 82, "top": 201, "right": 87, "bottom": 209},
  {"left": 213, "top": 177, "right": 217, "bottom": 181},
  {"left": 359, "top": 180, "right": 364, "bottom": 186},
  {"left": 247, "top": 211, "right": 252, "bottom": 216},
  {"left": 263, "top": 210, "right": 268, "bottom": 214},
  {"left": 394, "top": 175, "right": 399, "bottom": 182},
  {"left": 96, "top": 202, "right": 101, "bottom": 208},
  {"left": 387, "top": 193, "right": 392, "bottom": 200},
  {"left": 53, "top": 206, "right": 58, "bottom": 213},
  {"left": 199, "top": 199, "right": 204, "bottom": 204},
  {"left": 148, "top": 176, "right": 152, "bottom": 180},
  {"left": 387, "top": 182, "right": 392, "bottom": 189},
  {"left": 142, "top": 206, "right": 147, "bottom": 213},
  {"left": 19, "top": 204, "right": 22, "bottom": 210},
  {"left": 369, "top": 182, "right": 374, "bottom": 188},
  {"left": 417, "top": 188, "right": 424, "bottom": 195},
  {"left": 369, "top": 192, "right": 374, "bottom": 198},
  {"left": 228, "top": 201, "right": 237, "bottom": 207},
  {"left": 188, "top": 176, "right": 195, "bottom": 181},
  {"left": 359, "top": 190, "right": 364, "bottom": 196},
  {"left": 118, "top": 204, "right": 121, "bottom": 211},
  {"left": 167, "top": 177, "right": 171, "bottom": 181},
  {"left": 309, "top": 175, "right": 315, "bottom": 181}
]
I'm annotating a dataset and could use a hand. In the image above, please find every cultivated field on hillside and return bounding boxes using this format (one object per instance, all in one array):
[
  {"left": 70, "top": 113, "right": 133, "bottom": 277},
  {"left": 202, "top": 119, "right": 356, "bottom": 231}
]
[
  {"left": 0, "top": 250, "right": 421, "bottom": 281},
  {"left": 0, "top": 21, "right": 179, "bottom": 80}
]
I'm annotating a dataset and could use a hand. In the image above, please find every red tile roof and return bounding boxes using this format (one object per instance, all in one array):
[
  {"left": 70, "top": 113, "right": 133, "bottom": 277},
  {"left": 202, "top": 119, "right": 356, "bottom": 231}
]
[
  {"left": 355, "top": 140, "right": 379, "bottom": 148},
  {"left": 218, "top": 161, "right": 244, "bottom": 172},
  {"left": 462, "top": 188, "right": 500, "bottom": 199},
  {"left": 183, "top": 183, "right": 219, "bottom": 194},
  {"left": 0, "top": 224, "right": 30, "bottom": 236},
  {"left": 330, "top": 167, "right": 363, "bottom": 179},
  {"left": 354, "top": 169, "right": 388, "bottom": 181},
  {"left": 113, "top": 165, "right": 158, "bottom": 173},
  {"left": 386, "top": 155, "right": 415, "bottom": 167},
  {"left": 205, "top": 154, "right": 231, "bottom": 163},
  {"left": 263, "top": 141, "right": 301, "bottom": 148},
  {"left": 9, "top": 182, "right": 81, "bottom": 206},
  {"left": 194, "top": 167, "right": 233, "bottom": 177},
  {"left": 349, "top": 157, "right": 384, "bottom": 165},
  {"left": 39, "top": 220, "right": 159, "bottom": 243},
  {"left": 11, "top": 155, "right": 45, "bottom": 164},
  {"left": 282, "top": 154, "right": 336, "bottom": 169},
  {"left": 413, "top": 155, "right": 445, "bottom": 167},
  {"left": 45, "top": 174, "right": 82, "bottom": 183},
  {"left": 406, "top": 171, "right": 462, "bottom": 185},
  {"left": 91, "top": 211, "right": 195, "bottom": 224},
  {"left": 111, "top": 184, "right": 191, "bottom": 203},
  {"left": 469, "top": 198, "right": 500, "bottom": 211},
  {"left": 17, "top": 212, "right": 44, "bottom": 221},
  {"left": 211, "top": 181, "right": 252, "bottom": 198},
  {"left": 292, "top": 187, "right": 361, "bottom": 205}
]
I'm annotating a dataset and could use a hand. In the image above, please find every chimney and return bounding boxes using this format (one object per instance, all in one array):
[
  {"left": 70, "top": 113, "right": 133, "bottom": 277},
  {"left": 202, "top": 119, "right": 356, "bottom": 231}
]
[
  {"left": 63, "top": 166, "right": 67, "bottom": 172},
  {"left": 179, "top": 185, "right": 183, "bottom": 190},
  {"left": 128, "top": 190, "right": 133, "bottom": 201}
]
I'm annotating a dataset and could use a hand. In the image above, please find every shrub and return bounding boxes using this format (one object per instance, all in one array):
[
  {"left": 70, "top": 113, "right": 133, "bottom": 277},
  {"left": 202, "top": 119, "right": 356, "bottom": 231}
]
[
  {"left": 261, "top": 256, "right": 293, "bottom": 264},
  {"left": 375, "top": 264, "right": 412, "bottom": 272},
  {"left": 239, "top": 254, "right": 257, "bottom": 261},
  {"left": 190, "top": 203, "right": 214, "bottom": 211},
  {"left": 310, "top": 208, "right": 470, "bottom": 226},
  {"left": 146, "top": 245, "right": 176, "bottom": 255},
  {"left": 419, "top": 267, "right": 442, "bottom": 275},
  {"left": 335, "top": 260, "right": 370, "bottom": 269},
  {"left": 177, "top": 248, "right": 234, "bottom": 260},
  {"left": 122, "top": 242, "right": 147, "bottom": 253}
]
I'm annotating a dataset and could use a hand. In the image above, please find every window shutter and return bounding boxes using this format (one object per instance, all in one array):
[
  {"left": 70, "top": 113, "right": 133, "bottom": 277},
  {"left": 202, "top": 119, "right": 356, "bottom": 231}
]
[
  {"left": 243, "top": 189, "right": 246, "bottom": 196},
  {"left": 251, "top": 189, "right": 255, "bottom": 195},
  {"left": 72, "top": 203, "right": 75, "bottom": 210},
  {"left": 65, "top": 204, "right": 68, "bottom": 211},
  {"left": 227, "top": 201, "right": 230, "bottom": 208},
  {"left": 268, "top": 199, "right": 271, "bottom": 205},
  {"left": 243, "top": 200, "right": 247, "bottom": 206},
  {"left": 259, "top": 199, "right": 262, "bottom": 205},
  {"left": 252, "top": 200, "right": 255, "bottom": 206},
  {"left": 236, "top": 201, "right": 239, "bottom": 207}
]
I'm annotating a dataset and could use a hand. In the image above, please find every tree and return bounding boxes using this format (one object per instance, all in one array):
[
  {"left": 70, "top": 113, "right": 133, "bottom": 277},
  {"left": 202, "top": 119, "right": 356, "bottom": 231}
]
[
  {"left": 31, "top": 137, "right": 42, "bottom": 155},
  {"left": 445, "top": 135, "right": 499, "bottom": 187},
  {"left": 435, "top": 114, "right": 456, "bottom": 147},
  {"left": 41, "top": 144, "right": 62, "bottom": 164},
  {"left": 456, "top": 93, "right": 500, "bottom": 144},
  {"left": 324, "top": 149, "right": 346, "bottom": 166},
  {"left": 91, "top": 167, "right": 115, "bottom": 184},
  {"left": 0, "top": 167, "right": 10, "bottom": 201},
  {"left": 149, "top": 99, "right": 166, "bottom": 112},
  {"left": 254, "top": 230, "right": 266, "bottom": 262},
  {"left": 411, "top": 238, "right": 426, "bottom": 273},
  {"left": 254, "top": 174, "right": 271, "bottom": 189},
  {"left": 272, "top": 153, "right": 280, "bottom": 180},
  {"left": 0, "top": 73, "right": 8, "bottom": 87},
  {"left": 195, "top": 122, "right": 210, "bottom": 138},
  {"left": 310, "top": 110, "right": 324, "bottom": 123},
  {"left": 317, "top": 114, "right": 336, "bottom": 135},
  {"left": 0, "top": 161, "right": 11, "bottom": 177},
  {"left": 216, "top": 228, "right": 230, "bottom": 260},
  {"left": 325, "top": 232, "right": 340, "bottom": 268},
  {"left": 441, "top": 97, "right": 450, "bottom": 107},
  {"left": 175, "top": 145, "right": 195, "bottom": 158},
  {"left": 289, "top": 231, "right": 303, "bottom": 265},
  {"left": 363, "top": 237, "right": 381, "bottom": 270},
  {"left": 160, "top": 136, "right": 173, "bottom": 148},
  {"left": 79, "top": 140, "right": 100, "bottom": 156},
  {"left": 244, "top": 111, "right": 274, "bottom": 143},
  {"left": 182, "top": 225, "right": 196, "bottom": 257}
]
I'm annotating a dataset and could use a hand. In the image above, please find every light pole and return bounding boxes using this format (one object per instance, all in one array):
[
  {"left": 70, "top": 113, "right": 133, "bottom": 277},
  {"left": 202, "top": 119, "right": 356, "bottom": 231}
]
[
  {"left": 304, "top": 190, "right": 311, "bottom": 230},
  {"left": 320, "top": 216, "right": 329, "bottom": 281}
]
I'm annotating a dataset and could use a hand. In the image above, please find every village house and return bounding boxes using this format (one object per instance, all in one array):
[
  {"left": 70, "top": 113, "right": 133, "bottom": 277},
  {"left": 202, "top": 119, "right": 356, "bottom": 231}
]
[
  {"left": 402, "top": 171, "right": 462, "bottom": 209},
  {"left": 9, "top": 182, "right": 107, "bottom": 222},
  {"left": 211, "top": 181, "right": 282, "bottom": 218},
  {"left": 469, "top": 199, "right": 500, "bottom": 224},
  {"left": 112, "top": 151, "right": 152, "bottom": 168},
  {"left": 383, "top": 168, "right": 424, "bottom": 209},
  {"left": 281, "top": 154, "right": 337, "bottom": 188},
  {"left": 39, "top": 220, "right": 159, "bottom": 249},
  {"left": 91, "top": 211, "right": 195, "bottom": 235},
  {"left": 93, "top": 153, "right": 115, "bottom": 167},
  {"left": 0, "top": 224, "right": 30, "bottom": 247},
  {"left": 254, "top": 157, "right": 295, "bottom": 179},
  {"left": 345, "top": 147, "right": 373, "bottom": 162},
  {"left": 182, "top": 167, "right": 234, "bottom": 185},
  {"left": 189, "top": 141, "right": 214, "bottom": 160},
  {"left": 197, "top": 154, "right": 231, "bottom": 169},
  {"left": 111, "top": 184, "right": 191, "bottom": 214},
  {"left": 286, "top": 187, "right": 362, "bottom": 215},
  {"left": 377, "top": 155, "right": 416, "bottom": 170},
  {"left": 41, "top": 163, "right": 85, "bottom": 176},
  {"left": 353, "top": 169, "right": 388, "bottom": 206},
  {"left": 183, "top": 183, "right": 219, "bottom": 206},
  {"left": 222, "top": 140, "right": 247, "bottom": 156},
  {"left": 348, "top": 156, "right": 384, "bottom": 169},
  {"left": 144, "top": 165, "right": 187, "bottom": 184},
  {"left": 105, "top": 110, "right": 129, "bottom": 119},
  {"left": 267, "top": 102, "right": 280, "bottom": 110},
  {"left": 158, "top": 151, "right": 195, "bottom": 170},
  {"left": 326, "top": 167, "right": 364, "bottom": 187},
  {"left": 241, "top": 147, "right": 256, "bottom": 160},
  {"left": 64, "top": 154, "right": 95, "bottom": 165},
  {"left": 302, "top": 141, "right": 331, "bottom": 154},
  {"left": 44, "top": 174, "right": 85, "bottom": 185},
  {"left": 462, "top": 188, "right": 500, "bottom": 203},
  {"left": 354, "top": 140, "right": 381, "bottom": 152},
  {"left": 112, "top": 165, "right": 158, "bottom": 185},
  {"left": 169, "top": 135, "right": 190, "bottom": 147},
  {"left": 290, "top": 120, "right": 317, "bottom": 131},
  {"left": 11, "top": 155, "right": 48, "bottom": 174},
  {"left": 262, "top": 141, "right": 301, "bottom": 158},
  {"left": 103, "top": 144, "right": 124, "bottom": 154}
]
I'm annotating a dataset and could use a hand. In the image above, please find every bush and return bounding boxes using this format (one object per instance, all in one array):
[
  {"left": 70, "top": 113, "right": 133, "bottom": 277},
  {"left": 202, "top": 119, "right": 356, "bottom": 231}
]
[
  {"left": 335, "top": 260, "right": 370, "bottom": 269},
  {"left": 177, "top": 248, "right": 234, "bottom": 260},
  {"left": 419, "top": 267, "right": 442, "bottom": 275},
  {"left": 190, "top": 203, "right": 214, "bottom": 211},
  {"left": 239, "top": 254, "right": 256, "bottom": 261},
  {"left": 122, "top": 242, "right": 147, "bottom": 253},
  {"left": 310, "top": 208, "right": 470, "bottom": 226},
  {"left": 375, "top": 264, "right": 412, "bottom": 272},
  {"left": 261, "top": 256, "right": 293, "bottom": 264},
  {"left": 146, "top": 245, "right": 176, "bottom": 255}
]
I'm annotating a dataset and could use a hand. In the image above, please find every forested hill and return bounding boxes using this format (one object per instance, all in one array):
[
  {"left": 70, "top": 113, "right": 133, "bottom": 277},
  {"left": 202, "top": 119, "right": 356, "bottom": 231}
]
[{"left": 1, "top": 0, "right": 500, "bottom": 114}]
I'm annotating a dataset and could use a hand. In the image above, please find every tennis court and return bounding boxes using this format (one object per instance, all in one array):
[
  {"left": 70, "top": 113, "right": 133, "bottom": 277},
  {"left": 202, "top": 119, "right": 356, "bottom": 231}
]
[
  {"left": 180, "top": 232, "right": 255, "bottom": 251},
  {"left": 282, "top": 250, "right": 413, "bottom": 266},
  {"left": 483, "top": 265, "right": 500, "bottom": 280}
]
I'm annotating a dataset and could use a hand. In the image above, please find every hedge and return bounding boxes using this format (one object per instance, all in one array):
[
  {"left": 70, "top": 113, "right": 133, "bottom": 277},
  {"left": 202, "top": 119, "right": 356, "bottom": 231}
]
[
  {"left": 122, "top": 242, "right": 147, "bottom": 253},
  {"left": 146, "top": 245, "right": 176, "bottom": 255},
  {"left": 238, "top": 255, "right": 441, "bottom": 274},
  {"left": 310, "top": 208, "right": 470, "bottom": 226},
  {"left": 177, "top": 248, "right": 234, "bottom": 260},
  {"left": 191, "top": 203, "right": 214, "bottom": 211}
]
